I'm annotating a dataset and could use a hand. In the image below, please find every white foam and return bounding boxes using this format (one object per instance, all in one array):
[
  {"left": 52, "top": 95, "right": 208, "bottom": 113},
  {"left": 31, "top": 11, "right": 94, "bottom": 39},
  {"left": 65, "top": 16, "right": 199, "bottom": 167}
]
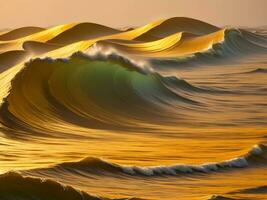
[
  {"left": 120, "top": 156, "right": 249, "bottom": 176},
  {"left": 84, "top": 43, "right": 154, "bottom": 74},
  {"left": 250, "top": 144, "right": 263, "bottom": 155}
]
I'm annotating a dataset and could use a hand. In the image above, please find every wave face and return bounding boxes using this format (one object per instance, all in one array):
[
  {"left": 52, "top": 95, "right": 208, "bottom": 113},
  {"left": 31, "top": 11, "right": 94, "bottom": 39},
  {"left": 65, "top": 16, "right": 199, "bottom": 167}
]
[
  {"left": 1, "top": 17, "right": 267, "bottom": 200},
  {"left": 0, "top": 51, "right": 206, "bottom": 135}
]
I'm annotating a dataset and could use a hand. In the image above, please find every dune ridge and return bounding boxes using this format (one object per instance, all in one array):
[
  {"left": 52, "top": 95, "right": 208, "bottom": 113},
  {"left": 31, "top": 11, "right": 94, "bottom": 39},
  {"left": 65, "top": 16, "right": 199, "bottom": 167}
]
[{"left": 0, "top": 26, "right": 45, "bottom": 41}]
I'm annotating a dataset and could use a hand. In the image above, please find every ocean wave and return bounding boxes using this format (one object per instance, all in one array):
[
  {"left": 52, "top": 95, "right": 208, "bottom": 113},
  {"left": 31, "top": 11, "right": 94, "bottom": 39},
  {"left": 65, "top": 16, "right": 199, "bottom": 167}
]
[
  {"left": 208, "top": 185, "right": 267, "bottom": 200},
  {"left": 242, "top": 68, "right": 267, "bottom": 74},
  {"left": 151, "top": 28, "right": 267, "bottom": 68},
  {"left": 0, "top": 171, "right": 140, "bottom": 200},
  {"left": 207, "top": 195, "right": 240, "bottom": 200},
  {"left": 0, "top": 51, "right": 206, "bottom": 135},
  {"left": 27, "top": 144, "right": 267, "bottom": 177},
  {"left": 1, "top": 17, "right": 267, "bottom": 200},
  {"left": 229, "top": 185, "right": 267, "bottom": 194}
]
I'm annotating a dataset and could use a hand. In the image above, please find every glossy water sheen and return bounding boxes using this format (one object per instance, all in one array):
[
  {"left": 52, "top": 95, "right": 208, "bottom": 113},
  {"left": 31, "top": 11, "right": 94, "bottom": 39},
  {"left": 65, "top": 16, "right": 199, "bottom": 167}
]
[{"left": 0, "top": 18, "right": 267, "bottom": 200}]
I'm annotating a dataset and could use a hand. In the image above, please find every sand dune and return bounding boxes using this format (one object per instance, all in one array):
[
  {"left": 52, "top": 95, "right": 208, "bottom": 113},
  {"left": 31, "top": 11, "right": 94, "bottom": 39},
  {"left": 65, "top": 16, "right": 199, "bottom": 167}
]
[
  {"left": 37, "top": 20, "right": 221, "bottom": 59},
  {"left": 0, "top": 18, "right": 221, "bottom": 58},
  {"left": 46, "top": 23, "right": 121, "bottom": 45},
  {"left": 100, "top": 32, "right": 184, "bottom": 55},
  {"left": 0, "top": 50, "right": 28, "bottom": 73},
  {"left": 102, "top": 31, "right": 213, "bottom": 57},
  {"left": 0, "top": 24, "right": 77, "bottom": 53},
  {"left": 134, "top": 17, "right": 220, "bottom": 40},
  {"left": 23, "top": 41, "right": 64, "bottom": 55},
  {"left": 0, "top": 27, "right": 45, "bottom": 41}
]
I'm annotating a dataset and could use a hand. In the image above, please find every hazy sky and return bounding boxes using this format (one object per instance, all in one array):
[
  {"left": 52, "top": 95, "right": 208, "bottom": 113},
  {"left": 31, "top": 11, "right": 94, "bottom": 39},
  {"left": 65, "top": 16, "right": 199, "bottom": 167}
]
[{"left": 1, "top": 0, "right": 267, "bottom": 29}]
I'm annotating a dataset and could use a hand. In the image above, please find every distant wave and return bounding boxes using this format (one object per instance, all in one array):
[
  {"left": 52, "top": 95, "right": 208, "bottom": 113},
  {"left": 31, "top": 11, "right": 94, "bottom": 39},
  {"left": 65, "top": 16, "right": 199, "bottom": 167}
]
[
  {"left": 207, "top": 195, "right": 239, "bottom": 200},
  {"left": 26, "top": 144, "right": 267, "bottom": 177},
  {"left": 243, "top": 68, "right": 267, "bottom": 74},
  {"left": 208, "top": 185, "right": 267, "bottom": 200},
  {"left": 229, "top": 185, "right": 267, "bottom": 194},
  {"left": 151, "top": 28, "right": 267, "bottom": 68}
]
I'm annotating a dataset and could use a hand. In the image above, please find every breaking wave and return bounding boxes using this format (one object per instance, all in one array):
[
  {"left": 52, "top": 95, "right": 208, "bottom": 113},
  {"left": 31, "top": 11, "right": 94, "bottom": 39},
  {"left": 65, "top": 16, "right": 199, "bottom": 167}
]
[
  {"left": 151, "top": 28, "right": 267, "bottom": 67},
  {"left": 0, "top": 51, "right": 209, "bottom": 136},
  {"left": 27, "top": 144, "right": 267, "bottom": 177}
]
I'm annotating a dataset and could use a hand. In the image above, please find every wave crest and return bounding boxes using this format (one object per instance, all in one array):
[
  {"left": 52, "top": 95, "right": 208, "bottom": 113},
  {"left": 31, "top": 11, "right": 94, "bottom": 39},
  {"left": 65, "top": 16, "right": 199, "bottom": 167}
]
[{"left": 27, "top": 144, "right": 267, "bottom": 177}]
